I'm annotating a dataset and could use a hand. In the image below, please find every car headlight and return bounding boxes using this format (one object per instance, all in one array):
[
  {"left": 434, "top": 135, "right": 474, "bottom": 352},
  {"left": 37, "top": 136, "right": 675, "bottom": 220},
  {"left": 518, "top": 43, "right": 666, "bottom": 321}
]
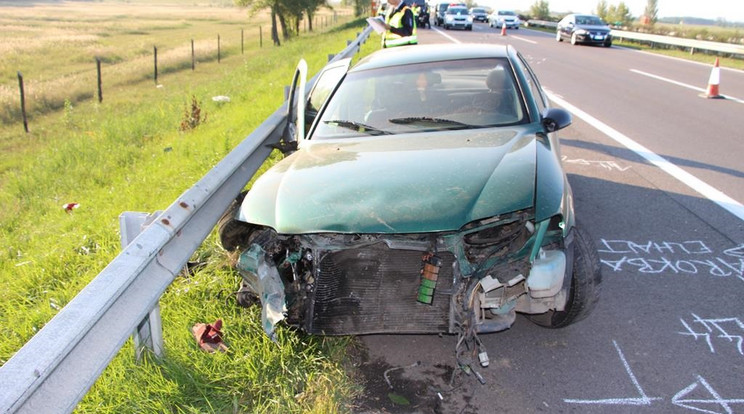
[
  {"left": 575, "top": 29, "right": 588, "bottom": 35},
  {"left": 467, "top": 16, "right": 473, "bottom": 22}
]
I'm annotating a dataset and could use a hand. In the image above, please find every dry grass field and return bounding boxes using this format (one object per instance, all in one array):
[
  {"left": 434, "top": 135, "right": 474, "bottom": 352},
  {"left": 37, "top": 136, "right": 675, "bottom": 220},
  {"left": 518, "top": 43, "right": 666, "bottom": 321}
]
[{"left": 0, "top": 0, "right": 343, "bottom": 125}]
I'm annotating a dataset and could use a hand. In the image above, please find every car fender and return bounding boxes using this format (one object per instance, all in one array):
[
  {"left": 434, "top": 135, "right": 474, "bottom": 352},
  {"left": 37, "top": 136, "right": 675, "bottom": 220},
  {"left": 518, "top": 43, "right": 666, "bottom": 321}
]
[{"left": 534, "top": 134, "right": 573, "bottom": 231}]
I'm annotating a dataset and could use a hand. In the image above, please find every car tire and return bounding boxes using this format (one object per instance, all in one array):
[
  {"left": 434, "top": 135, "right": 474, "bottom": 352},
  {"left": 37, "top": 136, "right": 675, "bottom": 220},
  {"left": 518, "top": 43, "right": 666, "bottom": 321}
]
[
  {"left": 217, "top": 191, "right": 254, "bottom": 252},
  {"left": 571, "top": 32, "right": 578, "bottom": 45},
  {"left": 526, "top": 227, "right": 602, "bottom": 329},
  {"left": 556, "top": 31, "right": 562, "bottom": 42},
  {"left": 467, "top": 25, "right": 472, "bottom": 30},
  {"left": 604, "top": 40, "right": 612, "bottom": 47}
]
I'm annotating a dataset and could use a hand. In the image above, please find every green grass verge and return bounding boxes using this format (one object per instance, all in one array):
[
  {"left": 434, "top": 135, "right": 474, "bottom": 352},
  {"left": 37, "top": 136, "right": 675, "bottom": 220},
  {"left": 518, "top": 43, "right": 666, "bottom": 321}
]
[{"left": 0, "top": 13, "right": 380, "bottom": 413}]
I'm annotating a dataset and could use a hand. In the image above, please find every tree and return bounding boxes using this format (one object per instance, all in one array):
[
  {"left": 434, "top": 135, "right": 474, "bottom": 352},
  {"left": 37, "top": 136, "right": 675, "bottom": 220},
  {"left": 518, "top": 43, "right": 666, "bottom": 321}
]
[
  {"left": 235, "top": 0, "right": 283, "bottom": 45},
  {"left": 595, "top": 0, "right": 608, "bottom": 21},
  {"left": 235, "top": 0, "right": 330, "bottom": 45},
  {"left": 610, "top": 2, "right": 631, "bottom": 26},
  {"left": 643, "top": 0, "right": 658, "bottom": 24},
  {"left": 530, "top": 0, "right": 550, "bottom": 20}
]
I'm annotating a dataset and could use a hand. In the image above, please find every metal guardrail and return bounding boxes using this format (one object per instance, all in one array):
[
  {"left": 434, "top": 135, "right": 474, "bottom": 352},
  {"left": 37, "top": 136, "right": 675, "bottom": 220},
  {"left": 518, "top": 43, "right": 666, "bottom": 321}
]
[
  {"left": 610, "top": 30, "right": 744, "bottom": 56},
  {"left": 0, "top": 25, "right": 373, "bottom": 414},
  {"left": 526, "top": 20, "right": 744, "bottom": 57}
]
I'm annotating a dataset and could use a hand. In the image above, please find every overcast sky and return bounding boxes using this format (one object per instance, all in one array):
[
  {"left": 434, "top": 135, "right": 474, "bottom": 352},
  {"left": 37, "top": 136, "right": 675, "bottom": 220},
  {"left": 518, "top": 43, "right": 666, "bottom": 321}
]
[{"left": 477, "top": 0, "right": 744, "bottom": 22}]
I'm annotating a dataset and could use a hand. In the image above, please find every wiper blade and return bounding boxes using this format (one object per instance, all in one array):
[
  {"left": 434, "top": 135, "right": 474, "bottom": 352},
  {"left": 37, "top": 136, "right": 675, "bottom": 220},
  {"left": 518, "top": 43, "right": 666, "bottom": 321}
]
[
  {"left": 388, "top": 117, "right": 472, "bottom": 129},
  {"left": 324, "top": 120, "right": 391, "bottom": 135}
]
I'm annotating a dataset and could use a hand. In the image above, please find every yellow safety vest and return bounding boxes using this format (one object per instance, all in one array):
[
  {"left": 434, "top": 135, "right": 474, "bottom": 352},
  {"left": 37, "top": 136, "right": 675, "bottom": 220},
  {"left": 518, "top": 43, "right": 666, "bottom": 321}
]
[{"left": 383, "top": 5, "right": 418, "bottom": 48}]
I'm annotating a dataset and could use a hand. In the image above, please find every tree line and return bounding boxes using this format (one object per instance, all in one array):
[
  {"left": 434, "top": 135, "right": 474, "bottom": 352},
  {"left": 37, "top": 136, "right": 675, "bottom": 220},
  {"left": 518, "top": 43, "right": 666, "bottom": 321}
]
[
  {"left": 235, "top": 0, "right": 366, "bottom": 46},
  {"left": 528, "top": 0, "right": 659, "bottom": 26}
]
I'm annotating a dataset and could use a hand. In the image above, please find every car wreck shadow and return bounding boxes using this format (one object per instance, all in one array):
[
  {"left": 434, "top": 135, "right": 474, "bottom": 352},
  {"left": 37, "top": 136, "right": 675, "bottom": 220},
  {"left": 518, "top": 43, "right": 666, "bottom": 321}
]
[{"left": 560, "top": 138, "right": 744, "bottom": 179}]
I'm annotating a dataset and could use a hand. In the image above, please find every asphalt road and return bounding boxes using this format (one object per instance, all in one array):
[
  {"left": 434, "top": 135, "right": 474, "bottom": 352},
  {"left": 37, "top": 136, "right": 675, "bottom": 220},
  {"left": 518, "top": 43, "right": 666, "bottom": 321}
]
[{"left": 355, "top": 23, "right": 744, "bottom": 414}]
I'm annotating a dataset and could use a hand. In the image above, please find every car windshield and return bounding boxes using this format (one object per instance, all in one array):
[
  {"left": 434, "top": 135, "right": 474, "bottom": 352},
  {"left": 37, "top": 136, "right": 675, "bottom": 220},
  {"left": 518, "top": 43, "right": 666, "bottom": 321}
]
[
  {"left": 576, "top": 15, "right": 604, "bottom": 25},
  {"left": 499, "top": 11, "right": 515, "bottom": 15},
  {"left": 447, "top": 7, "right": 468, "bottom": 14},
  {"left": 312, "top": 58, "right": 527, "bottom": 139},
  {"left": 472, "top": 8, "right": 485, "bottom": 13}
]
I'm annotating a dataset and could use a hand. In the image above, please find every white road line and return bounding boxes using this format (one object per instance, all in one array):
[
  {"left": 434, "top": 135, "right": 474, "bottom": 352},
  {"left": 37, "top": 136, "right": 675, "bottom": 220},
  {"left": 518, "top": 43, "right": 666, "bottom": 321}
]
[
  {"left": 509, "top": 35, "right": 537, "bottom": 44},
  {"left": 546, "top": 90, "right": 744, "bottom": 222},
  {"left": 630, "top": 69, "right": 744, "bottom": 104},
  {"left": 432, "top": 27, "right": 461, "bottom": 43}
]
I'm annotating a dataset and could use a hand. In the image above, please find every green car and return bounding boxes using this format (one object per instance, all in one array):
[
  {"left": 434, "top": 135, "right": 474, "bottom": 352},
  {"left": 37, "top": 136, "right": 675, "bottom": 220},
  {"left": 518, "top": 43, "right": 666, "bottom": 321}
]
[{"left": 219, "top": 44, "right": 601, "bottom": 360}]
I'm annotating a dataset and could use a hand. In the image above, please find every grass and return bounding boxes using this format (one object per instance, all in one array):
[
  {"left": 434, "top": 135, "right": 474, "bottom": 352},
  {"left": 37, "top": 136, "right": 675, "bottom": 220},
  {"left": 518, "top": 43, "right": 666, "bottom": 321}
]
[{"left": 0, "top": 1, "right": 380, "bottom": 412}]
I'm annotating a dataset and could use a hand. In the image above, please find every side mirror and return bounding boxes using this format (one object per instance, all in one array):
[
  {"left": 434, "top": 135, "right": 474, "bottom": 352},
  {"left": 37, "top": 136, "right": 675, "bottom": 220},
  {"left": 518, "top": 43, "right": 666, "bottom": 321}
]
[{"left": 541, "top": 108, "right": 572, "bottom": 132}]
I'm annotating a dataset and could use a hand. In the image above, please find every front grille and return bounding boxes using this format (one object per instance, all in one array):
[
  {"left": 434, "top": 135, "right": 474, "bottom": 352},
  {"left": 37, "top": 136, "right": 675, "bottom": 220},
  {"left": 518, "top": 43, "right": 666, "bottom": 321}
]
[{"left": 308, "top": 244, "right": 455, "bottom": 335}]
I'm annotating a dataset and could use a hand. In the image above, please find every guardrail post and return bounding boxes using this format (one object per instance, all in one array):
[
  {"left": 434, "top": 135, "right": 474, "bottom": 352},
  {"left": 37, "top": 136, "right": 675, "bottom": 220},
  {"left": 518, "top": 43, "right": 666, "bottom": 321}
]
[{"left": 119, "top": 211, "right": 165, "bottom": 361}]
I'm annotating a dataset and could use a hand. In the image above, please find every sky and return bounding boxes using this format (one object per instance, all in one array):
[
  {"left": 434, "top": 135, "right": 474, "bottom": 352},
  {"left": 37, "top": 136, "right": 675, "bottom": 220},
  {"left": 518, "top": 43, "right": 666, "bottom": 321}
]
[{"left": 477, "top": 0, "right": 744, "bottom": 22}]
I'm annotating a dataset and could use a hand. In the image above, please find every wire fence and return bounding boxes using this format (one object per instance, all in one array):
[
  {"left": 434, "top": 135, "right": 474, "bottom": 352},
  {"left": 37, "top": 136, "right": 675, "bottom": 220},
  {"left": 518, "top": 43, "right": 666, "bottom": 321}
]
[{"left": 3, "top": 11, "right": 354, "bottom": 131}]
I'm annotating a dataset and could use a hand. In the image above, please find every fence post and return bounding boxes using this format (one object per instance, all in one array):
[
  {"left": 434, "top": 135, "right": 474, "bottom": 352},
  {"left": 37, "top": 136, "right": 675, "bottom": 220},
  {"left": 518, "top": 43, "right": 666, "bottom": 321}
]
[
  {"left": 96, "top": 58, "right": 103, "bottom": 103},
  {"left": 154, "top": 46, "right": 158, "bottom": 85},
  {"left": 191, "top": 39, "right": 195, "bottom": 70},
  {"left": 17, "top": 72, "right": 29, "bottom": 133},
  {"left": 218, "top": 34, "right": 221, "bottom": 63}
]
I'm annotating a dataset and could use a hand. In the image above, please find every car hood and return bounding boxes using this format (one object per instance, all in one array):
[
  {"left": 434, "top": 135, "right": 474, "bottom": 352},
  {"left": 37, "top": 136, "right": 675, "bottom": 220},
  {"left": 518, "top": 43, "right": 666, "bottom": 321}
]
[{"left": 239, "top": 128, "right": 537, "bottom": 234}]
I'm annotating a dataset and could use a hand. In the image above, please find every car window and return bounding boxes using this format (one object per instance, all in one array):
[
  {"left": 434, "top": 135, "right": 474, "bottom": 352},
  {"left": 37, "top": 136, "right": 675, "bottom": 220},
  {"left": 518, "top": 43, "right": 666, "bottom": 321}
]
[
  {"left": 307, "top": 65, "right": 347, "bottom": 114},
  {"left": 576, "top": 15, "right": 603, "bottom": 25},
  {"left": 447, "top": 7, "right": 468, "bottom": 15},
  {"left": 311, "top": 58, "right": 527, "bottom": 139},
  {"left": 514, "top": 53, "right": 547, "bottom": 115}
]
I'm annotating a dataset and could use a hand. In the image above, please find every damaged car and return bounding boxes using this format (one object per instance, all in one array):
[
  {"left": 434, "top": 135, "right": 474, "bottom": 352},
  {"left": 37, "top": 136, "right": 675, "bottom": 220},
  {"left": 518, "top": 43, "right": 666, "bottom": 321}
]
[{"left": 218, "top": 44, "right": 601, "bottom": 363}]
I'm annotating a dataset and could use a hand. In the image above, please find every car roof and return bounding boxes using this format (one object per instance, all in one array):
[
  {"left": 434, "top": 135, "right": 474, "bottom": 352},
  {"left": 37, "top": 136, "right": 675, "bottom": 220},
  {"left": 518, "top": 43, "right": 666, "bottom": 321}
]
[{"left": 351, "top": 44, "right": 512, "bottom": 72}]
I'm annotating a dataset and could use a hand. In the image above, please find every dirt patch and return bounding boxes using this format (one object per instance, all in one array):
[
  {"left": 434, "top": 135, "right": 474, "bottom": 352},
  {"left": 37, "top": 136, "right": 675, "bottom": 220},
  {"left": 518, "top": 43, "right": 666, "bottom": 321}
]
[{"left": 346, "top": 338, "right": 483, "bottom": 414}]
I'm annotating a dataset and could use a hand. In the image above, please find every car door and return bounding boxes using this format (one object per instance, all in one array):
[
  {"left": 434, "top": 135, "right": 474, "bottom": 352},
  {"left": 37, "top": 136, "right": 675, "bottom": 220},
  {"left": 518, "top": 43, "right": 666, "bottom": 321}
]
[
  {"left": 303, "top": 58, "right": 351, "bottom": 140},
  {"left": 283, "top": 58, "right": 351, "bottom": 151}
]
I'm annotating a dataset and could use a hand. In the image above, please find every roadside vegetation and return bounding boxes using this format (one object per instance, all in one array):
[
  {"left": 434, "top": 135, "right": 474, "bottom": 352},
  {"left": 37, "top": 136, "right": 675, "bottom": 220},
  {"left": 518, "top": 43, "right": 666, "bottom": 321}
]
[{"left": 0, "top": 1, "right": 378, "bottom": 412}]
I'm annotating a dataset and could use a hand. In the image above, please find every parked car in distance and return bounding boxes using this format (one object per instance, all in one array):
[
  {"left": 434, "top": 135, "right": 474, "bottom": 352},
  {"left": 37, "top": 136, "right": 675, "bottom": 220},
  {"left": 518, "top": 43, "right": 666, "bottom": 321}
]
[
  {"left": 443, "top": 5, "right": 473, "bottom": 30},
  {"left": 470, "top": 7, "right": 488, "bottom": 22},
  {"left": 556, "top": 13, "right": 612, "bottom": 47},
  {"left": 218, "top": 43, "right": 602, "bottom": 364},
  {"left": 488, "top": 10, "right": 520, "bottom": 29},
  {"left": 433, "top": 2, "right": 464, "bottom": 26}
]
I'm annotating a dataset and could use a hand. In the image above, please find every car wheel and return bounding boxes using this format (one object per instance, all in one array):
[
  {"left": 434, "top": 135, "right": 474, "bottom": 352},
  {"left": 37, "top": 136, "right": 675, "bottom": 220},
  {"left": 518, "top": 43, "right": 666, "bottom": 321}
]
[
  {"left": 556, "top": 31, "right": 562, "bottom": 42},
  {"left": 217, "top": 191, "right": 254, "bottom": 252},
  {"left": 467, "top": 25, "right": 472, "bottom": 30},
  {"left": 526, "top": 227, "right": 602, "bottom": 329},
  {"left": 604, "top": 40, "right": 612, "bottom": 47},
  {"left": 571, "top": 32, "right": 578, "bottom": 45}
]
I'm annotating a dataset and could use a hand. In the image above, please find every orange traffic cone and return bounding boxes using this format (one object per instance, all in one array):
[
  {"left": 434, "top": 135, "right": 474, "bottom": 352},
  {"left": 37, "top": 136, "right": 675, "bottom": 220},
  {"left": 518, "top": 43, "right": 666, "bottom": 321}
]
[
  {"left": 501, "top": 21, "right": 507, "bottom": 36},
  {"left": 701, "top": 58, "right": 723, "bottom": 99}
]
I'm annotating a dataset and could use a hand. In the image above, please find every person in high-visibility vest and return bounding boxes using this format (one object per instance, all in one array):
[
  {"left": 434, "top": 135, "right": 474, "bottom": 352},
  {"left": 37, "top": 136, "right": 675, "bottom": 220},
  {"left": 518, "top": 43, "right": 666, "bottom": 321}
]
[
  {"left": 411, "top": 2, "right": 421, "bottom": 19},
  {"left": 381, "top": 0, "right": 417, "bottom": 48}
]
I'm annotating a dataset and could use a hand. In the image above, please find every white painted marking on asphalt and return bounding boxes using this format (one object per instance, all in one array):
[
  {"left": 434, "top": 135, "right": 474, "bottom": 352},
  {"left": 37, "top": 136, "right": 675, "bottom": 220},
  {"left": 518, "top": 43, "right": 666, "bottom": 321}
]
[
  {"left": 432, "top": 27, "right": 461, "bottom": 43},
  {"left": 564, "top": 340, "right": 661, "bottom": 405},
  {"left": 546, "top": 90, "right": 744, "bottom": 222},
  {"left": 510, "top": 35, "right": 537, "bottom": 44},
  {"left": 630, "top": 69, "right": 744, "bottom": 104}
]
